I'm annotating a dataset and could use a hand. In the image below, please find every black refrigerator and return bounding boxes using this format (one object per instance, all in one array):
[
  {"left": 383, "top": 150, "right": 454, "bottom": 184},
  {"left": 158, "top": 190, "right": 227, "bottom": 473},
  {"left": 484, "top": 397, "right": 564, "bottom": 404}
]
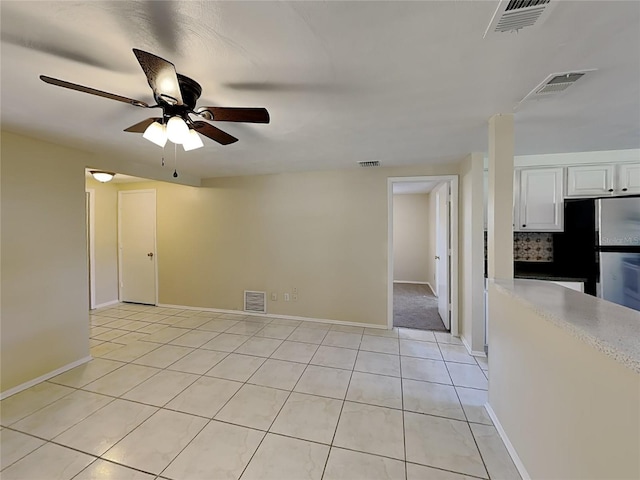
[{"left": 560, "top": 196, "right": 640, "bottom": 311}]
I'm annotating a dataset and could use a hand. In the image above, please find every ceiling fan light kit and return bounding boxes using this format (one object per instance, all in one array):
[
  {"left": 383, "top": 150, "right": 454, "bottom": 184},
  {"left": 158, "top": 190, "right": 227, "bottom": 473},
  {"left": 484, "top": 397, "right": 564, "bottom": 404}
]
[{"left": 39, "top": 48, "right": 270, "bottom": 151}]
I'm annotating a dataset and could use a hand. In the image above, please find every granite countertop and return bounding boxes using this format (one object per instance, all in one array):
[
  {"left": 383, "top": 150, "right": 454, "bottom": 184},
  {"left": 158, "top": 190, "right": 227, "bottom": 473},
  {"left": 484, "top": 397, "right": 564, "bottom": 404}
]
[{"left": 491, "top": 279, "right": 640, "bottom": 374}]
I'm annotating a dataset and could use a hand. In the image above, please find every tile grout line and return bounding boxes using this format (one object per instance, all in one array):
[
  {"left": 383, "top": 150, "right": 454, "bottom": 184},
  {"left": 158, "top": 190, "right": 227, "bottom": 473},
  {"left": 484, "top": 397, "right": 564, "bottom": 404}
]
[
  {"left": 31, "top": 320, "right": 267, "bottom": 477},
  {"left": 78, "top": 321, "right": 259, "bottom": 478},
  {"left": 439, "top": 341, "right": 492, "bottom": 480},
  {"left": 235, "top": 344, "right": 318, "bottom": 480},
  {"left": 399, "top": 333, "right": 409, "bottom": 480},
  {"left": 319, "top": 352, "right": 356, "bottom": 480}
]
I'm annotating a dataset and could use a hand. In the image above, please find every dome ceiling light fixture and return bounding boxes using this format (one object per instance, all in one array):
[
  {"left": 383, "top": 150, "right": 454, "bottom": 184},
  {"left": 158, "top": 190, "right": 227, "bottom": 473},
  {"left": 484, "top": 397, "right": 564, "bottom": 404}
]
[{"left": 90, "top": 171, "right": 116, "bottom": 183}]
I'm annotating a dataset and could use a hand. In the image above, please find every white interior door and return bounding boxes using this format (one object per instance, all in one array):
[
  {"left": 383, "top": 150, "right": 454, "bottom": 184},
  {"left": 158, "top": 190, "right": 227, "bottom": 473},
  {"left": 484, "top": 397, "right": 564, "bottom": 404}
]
[
  {"left": 119, "top": 190, "right": 157, "bottom": 305},
  {"left": 435, "top": 183, "right": 450, "bottom": 329}
]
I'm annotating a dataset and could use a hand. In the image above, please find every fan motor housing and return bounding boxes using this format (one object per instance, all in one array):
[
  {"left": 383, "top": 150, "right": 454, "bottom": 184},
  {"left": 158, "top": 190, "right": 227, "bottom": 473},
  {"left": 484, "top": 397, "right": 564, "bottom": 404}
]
[{"left": 174, "top": 74, "right": 202, "bottom": 110}]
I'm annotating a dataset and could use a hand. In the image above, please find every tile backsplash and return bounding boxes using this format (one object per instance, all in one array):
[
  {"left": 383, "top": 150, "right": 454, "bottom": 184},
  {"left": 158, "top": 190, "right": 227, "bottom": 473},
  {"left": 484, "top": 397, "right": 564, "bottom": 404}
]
[
  {"left": 484, "top": 232, "right": 555, "bottom": 264},
  {"left": 514, "top": 232, "right": 553, "bottom": 262}
]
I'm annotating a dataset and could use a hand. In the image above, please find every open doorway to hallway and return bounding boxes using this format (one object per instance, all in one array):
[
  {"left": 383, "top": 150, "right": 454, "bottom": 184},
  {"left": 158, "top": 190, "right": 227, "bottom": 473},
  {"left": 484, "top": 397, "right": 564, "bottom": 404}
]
[
  {"left": 85, "top": 170, "right": 156, "bottom": 309},
  {"left": 388, "top": 176, "right": 459, "bottom": 335}
]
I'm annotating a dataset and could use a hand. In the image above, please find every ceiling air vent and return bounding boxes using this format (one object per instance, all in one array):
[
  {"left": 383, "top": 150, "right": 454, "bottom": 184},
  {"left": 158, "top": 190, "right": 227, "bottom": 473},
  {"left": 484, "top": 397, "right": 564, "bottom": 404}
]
[
  {"left": 244, "top": 290, "right": 266, "bottom": 314},
  {"left": 358, "top": 161, "right": 380, "bottom": 167},
  {"left": 515, "top": 70, "right": 595, "bottom": 109},
  {"left": 484, "top": 0, "right": 556, "bottom": 38},
  {"left": 534, "top": 72, "right": 585, "bottom": 94}
]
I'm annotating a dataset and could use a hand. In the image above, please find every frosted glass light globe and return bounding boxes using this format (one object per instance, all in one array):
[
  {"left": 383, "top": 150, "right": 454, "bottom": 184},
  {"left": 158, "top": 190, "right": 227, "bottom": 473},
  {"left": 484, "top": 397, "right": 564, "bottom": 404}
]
[
  {"left": 183, "top": 129, "right": 204, "bottom": 151},
  {"left": 142, "top": 121, "right": 167, "bottom": 147},
  {"left": 166, "top": 116, "right": 189, "bottom": 144}
]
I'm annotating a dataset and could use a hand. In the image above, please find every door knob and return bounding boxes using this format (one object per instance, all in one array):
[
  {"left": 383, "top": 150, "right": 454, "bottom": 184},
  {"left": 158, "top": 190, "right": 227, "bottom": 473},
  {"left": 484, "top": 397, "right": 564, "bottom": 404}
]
[
  {"left": 435, "top": 255, "right": 440, "bottom": 260},
  {"left": 147, "top": 252, "right": 154, "bottom": 257}
]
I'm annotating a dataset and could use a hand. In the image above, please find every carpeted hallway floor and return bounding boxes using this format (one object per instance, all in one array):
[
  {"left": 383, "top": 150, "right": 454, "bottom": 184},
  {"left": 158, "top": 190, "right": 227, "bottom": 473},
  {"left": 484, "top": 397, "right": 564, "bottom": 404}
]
[{"left": 393, "top": 283, "right": 447, "bottom": 331}]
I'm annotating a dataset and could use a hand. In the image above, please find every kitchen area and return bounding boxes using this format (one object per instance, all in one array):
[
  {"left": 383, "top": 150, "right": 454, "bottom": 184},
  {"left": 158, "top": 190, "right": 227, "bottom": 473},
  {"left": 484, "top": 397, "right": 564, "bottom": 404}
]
[{"left": 483, "top": 154, "right": 640, "bottom": 346}]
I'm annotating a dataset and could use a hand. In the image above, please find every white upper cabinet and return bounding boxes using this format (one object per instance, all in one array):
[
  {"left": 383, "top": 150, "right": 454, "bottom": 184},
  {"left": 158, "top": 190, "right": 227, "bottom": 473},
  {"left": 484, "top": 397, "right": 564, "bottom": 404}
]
[
  {"left": 566, "top": 163, "right": 639, "bottom": 196},
  {"left": 617, "top": 163, "right": 640, "bottom": 194},
  {"left": 516, "top": 167, "right": 564, "bottom": 232}
]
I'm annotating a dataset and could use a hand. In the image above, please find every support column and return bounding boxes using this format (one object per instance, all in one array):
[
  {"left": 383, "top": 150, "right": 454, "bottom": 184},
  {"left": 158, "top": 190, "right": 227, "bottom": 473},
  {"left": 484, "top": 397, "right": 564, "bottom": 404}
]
[{"left": 487, "top": 114, "right": 514, "bottom": 279}]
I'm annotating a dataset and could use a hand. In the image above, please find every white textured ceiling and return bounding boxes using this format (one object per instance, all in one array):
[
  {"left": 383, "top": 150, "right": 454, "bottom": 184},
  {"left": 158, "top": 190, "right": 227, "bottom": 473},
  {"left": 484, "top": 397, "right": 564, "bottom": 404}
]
[{"left": 2, "top": 1, "right": 639, "bottom": 179}]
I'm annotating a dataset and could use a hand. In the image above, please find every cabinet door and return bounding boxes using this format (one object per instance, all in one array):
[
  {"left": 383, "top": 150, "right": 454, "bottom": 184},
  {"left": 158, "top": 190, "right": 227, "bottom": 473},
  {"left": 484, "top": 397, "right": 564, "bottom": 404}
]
[
  {"left": 518, "top": 168, "right": 564, "bottom": 231},
  {"left": 617, "top": 163, "right": 640, "bottom": 194},
  {"left": 566, "top": 165, "right": 614, "bottom": 196}
]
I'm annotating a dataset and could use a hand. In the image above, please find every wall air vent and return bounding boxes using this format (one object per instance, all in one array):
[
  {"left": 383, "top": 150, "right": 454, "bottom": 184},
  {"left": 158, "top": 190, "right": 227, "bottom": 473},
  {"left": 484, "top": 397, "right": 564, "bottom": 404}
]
[
  {"left": 358, "top": 161, "right": 381, "bottom": 167},
  {"left": 515, "top": 70, "right": 595, "bottom": 110},
  {"left": 484, "top": 0, "right": 556, "bottom": 38},
  {"left": 244, "top": 290, "right": 266, "bottom": 314}
]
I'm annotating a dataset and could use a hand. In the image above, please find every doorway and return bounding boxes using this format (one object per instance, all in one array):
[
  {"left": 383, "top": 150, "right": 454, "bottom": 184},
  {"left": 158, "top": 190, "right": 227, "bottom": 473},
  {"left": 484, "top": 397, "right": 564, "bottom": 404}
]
[
  {"left": 388, "top": 176, "right": 459, "bottom": 335},
  {"left": 118, "top": 189, "right": 158, "bottom": 305}
]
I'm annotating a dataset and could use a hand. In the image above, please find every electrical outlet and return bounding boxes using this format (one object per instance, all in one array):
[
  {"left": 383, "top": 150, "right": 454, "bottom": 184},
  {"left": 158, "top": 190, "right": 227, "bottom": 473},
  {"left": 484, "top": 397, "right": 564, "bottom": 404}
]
[
  {"left": 292, "top": 287, "right": 298, "bottom": 295},
  {"left": 271, "top": 293, "right": 277, "bottom": 301},
  {"left": 284, "top": 293, "right": 290, "bottom": 302},
  {"left": 292, "top": 294, "right": 298, "bottom": 301}
]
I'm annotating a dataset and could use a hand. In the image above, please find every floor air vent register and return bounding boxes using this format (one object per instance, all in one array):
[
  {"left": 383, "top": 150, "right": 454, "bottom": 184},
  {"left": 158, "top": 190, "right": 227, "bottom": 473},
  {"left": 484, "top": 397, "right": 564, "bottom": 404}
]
[{"left": 244, "top": 290, "right": 267, "bottom": 314}]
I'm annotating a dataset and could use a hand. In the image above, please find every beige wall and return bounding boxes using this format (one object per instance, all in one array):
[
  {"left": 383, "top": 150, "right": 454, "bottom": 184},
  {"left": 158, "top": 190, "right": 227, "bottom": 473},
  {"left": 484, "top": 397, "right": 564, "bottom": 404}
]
[
  {"left": 393, "top": 194, "right": 430, "bottom": 283},
  {"left": 86, "top": 178, "right": 119, "bottom": 307},
  {"left": 119, "top": 164, "right": 458, "bottom": 325},
  {"left": 459, "top": 153, "right": 485, "bottom": 353},
  {"left": 1, "top": 132, "right": 90, "bottom": 392},
  {"left": 0, "top": 129, "right": 464, "bottom": 393},
  {"left": 488, "top": 284, "right": 640, "bottom": 479}
]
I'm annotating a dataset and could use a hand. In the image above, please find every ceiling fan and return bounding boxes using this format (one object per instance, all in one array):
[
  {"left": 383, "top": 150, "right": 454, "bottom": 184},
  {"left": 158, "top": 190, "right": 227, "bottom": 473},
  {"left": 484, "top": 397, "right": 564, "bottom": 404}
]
[{"left": 40, "top": 48, "right": 270, "bottom": 150}]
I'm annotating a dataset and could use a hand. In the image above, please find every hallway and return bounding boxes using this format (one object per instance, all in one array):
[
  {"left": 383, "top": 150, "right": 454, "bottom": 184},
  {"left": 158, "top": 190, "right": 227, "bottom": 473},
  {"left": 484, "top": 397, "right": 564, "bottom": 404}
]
[{"left": 393, "top": 283, "right": 447, "bottom": 331}]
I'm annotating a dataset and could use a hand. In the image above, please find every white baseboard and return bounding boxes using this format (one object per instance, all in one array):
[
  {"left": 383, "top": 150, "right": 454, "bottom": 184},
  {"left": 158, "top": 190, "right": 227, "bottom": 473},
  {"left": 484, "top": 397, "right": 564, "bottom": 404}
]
[
  {"left": 157, "top": 303, "right": 388, "bottom": 330},
  {"left": 461, "top": 335, "right": 487, "bottom": 358},
  {"left": 0, "top": 355, "right": 92, "bottom": 400},
  {"left": 485, "top": 402, "right": 531, "bottom": 480},
  {"left": 92, "top": 299, "right": 120, "bottom": 310}
]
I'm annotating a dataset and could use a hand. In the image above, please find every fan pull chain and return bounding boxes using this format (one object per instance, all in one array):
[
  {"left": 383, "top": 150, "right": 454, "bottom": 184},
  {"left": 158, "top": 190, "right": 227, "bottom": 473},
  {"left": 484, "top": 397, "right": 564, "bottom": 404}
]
[
  {"left": 161, "top": 118, "right": 166, "bottom": 166},
  {"left": 173, "top": 142, "right": 178, "bottom": 178}
]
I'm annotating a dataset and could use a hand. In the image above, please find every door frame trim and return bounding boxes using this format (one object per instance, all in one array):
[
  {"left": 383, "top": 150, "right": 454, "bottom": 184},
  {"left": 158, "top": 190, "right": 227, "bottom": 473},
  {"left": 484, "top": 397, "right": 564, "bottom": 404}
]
[
  {"left": 86, "top": 188, "right": 96, "bottom": 309},
  {"left": 387, "top": 175, "right": 459, "bottom": 336},
  {"left": 434, "top": 181, "right": 451, "bottom": 329},
  {"left": 118, "top": 189, "right": 158, "bottom": 305}
]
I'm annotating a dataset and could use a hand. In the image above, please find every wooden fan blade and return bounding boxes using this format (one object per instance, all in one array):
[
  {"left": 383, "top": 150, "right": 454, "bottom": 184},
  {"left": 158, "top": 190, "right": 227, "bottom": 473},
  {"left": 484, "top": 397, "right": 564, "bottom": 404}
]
[
  {"left": 133, "top": 48, "right": 183, "bottom": 106},
  {"left": 198, "top": 107, "right": 270, "bottom": 123},
  {"left": 40, "top": 75, "right": 149, "bottom": 107},
  {"left": 124, "top": 118, "right": 162, "bottom": 133},
  {"left": 192, "top": 121, "right": 238, "bottom": 145}
]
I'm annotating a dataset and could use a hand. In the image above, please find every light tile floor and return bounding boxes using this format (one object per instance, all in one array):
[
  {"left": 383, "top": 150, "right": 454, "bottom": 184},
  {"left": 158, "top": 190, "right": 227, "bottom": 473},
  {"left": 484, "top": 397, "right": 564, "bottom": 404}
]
[{"left": 0, "top": 304, "right": 520, "bottom": 480}]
